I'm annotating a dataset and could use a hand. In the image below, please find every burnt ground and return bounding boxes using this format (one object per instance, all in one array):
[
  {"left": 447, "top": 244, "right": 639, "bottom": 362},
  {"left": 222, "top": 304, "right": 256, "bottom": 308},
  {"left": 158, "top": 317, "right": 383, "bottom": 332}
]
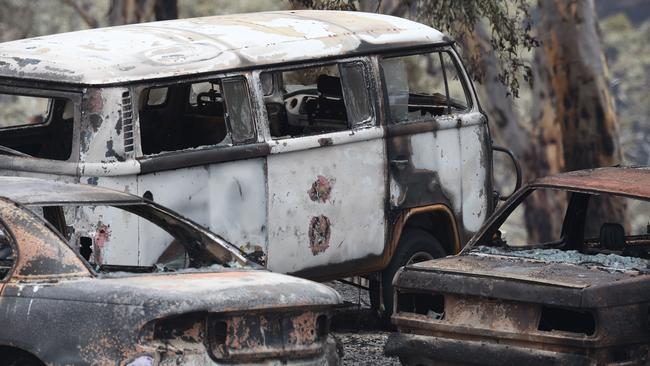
[{"left": 327, "top": 282, "right": 400, "bottom": 366}]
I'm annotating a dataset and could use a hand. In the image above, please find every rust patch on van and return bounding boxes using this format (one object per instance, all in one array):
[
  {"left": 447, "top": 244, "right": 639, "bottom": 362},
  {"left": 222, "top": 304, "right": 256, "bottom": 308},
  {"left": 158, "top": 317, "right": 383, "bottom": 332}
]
[
  {"left": 94, "top": 223, "right": 110, "bottom": 264},
  {"left": 308, "top": 175, "right": 333, "bottom": 203},
  {"left": 318, "top": 138, "right": 333, "bottom": 147},
  {"left": 308, "top": 215, "right": 331, "bottom": 255}
]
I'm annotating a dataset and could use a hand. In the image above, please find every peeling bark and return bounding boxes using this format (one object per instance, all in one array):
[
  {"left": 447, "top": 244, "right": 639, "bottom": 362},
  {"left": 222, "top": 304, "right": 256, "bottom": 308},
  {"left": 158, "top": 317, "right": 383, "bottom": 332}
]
[
  {"left": 457, "top": 24, "right": 529, "bottom": 155},
  {"left": 451, "top": 1, "right": 623, "bottom": 242},
  {"left": 526, "top": 0, "right": 625, "bottom": 241},
  {"left": 108, "top": 0, "right": 177, "bottom": 26}
]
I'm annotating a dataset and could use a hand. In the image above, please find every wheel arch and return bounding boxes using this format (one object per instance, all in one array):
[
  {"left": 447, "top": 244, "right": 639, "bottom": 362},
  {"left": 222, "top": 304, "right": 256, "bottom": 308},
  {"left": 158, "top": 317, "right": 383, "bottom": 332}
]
[
  {"left": 388, "top": 204, "right": 461, "bottom": 262},
  {"left": 371, "top": 204, "right": 461, "bottom": 319}
]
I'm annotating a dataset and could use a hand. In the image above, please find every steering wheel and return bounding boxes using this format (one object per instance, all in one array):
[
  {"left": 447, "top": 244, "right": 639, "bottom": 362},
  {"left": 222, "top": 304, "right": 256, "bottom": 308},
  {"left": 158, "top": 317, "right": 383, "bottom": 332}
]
[{"left": 197, "top": 89, "right": 222, "bottom": 107}]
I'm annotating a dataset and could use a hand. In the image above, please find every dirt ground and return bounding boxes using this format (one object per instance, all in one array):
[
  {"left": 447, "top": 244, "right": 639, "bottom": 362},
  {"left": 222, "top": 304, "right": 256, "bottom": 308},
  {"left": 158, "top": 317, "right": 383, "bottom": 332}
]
[
  {"left": 335, "top": 331, "right": 399, "bottom": 366},
  {"left": 327, "top": 282, "right": 401, "bottom": 366}
]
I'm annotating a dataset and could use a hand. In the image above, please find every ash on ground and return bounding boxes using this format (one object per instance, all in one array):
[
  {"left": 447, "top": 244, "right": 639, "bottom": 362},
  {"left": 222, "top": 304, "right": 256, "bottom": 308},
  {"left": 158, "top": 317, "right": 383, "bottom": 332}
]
[{"left": 327, "top": 281, "right": 400, "bottom": 366}]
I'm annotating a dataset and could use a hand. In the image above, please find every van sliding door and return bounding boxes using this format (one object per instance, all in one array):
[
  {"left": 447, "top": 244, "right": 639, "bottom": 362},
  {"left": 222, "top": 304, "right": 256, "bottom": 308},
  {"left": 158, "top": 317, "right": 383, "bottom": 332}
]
[{"left": 262, "top": 60, "right": 387, "bottom": 277}]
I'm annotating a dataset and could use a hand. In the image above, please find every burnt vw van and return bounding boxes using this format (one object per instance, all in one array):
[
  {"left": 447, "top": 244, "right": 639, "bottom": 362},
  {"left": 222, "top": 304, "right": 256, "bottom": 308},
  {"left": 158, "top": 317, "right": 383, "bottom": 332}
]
[{"left": 0, "top": 11, "right": 509, "bottom": 314}]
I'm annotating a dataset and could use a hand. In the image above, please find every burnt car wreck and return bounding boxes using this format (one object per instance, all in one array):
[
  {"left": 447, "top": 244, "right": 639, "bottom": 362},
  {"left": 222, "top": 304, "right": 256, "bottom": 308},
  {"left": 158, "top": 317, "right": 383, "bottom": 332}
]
[
  {"left": 0, "top": 177, "right": 341, "bottom": 365},
  {"left": 386, "top": 167, "right": 650, "bottom": 365}
]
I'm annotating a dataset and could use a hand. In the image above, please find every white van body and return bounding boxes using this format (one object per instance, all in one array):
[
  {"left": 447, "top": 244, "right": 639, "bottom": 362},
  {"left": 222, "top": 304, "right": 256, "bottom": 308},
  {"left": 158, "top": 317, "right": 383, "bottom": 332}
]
[{"left": 0, "top": 11, "right": 494, "bottom": 287}]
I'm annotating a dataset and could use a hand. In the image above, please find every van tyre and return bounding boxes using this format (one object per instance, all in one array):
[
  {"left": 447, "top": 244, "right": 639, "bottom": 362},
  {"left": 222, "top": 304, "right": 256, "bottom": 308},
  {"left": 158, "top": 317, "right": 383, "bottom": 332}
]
[
  {"left": 372, "top": 228, "right": 446, "bottom": 324},
  {"left": 0, "top": 348, "right": 45, "bottom": 366}
]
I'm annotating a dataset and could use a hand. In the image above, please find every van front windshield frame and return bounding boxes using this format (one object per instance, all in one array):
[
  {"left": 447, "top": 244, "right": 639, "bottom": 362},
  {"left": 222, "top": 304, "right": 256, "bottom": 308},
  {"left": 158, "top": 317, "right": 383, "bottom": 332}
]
[{"left": 379, "top": 46, "right": 475, "bottom": 124}]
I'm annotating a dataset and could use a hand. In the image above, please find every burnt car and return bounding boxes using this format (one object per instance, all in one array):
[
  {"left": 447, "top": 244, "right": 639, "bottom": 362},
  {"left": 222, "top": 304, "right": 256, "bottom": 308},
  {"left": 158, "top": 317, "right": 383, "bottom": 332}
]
[
  {"left": 0, "top": 177, "right": 341, "bottom": 365},
  {"left": 385, "top": 167, "right": 650, "bottom": 365}
]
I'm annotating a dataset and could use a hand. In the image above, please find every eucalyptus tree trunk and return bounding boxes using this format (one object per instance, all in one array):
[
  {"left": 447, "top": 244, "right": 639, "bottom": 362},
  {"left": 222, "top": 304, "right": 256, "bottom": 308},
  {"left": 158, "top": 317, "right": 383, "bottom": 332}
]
[
  {"left": 525, "top": 0, "right": 625, "bottom": 241},
  {"left": 108, "top": 0, "right": 177, "bottom": 25},
  {"left": 0, "top": 2, "right": 33, "bottom": 41},
  {"left": 457, "top": 22, "right": 545, "bottom": 216},
  {"left": 457, "top": 24, "right": 529, "bottom": 156}
]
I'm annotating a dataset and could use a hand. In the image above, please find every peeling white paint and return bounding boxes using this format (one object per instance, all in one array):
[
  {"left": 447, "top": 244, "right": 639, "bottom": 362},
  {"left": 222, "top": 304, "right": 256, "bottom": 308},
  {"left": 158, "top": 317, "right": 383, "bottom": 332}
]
[
  {"left": 395, "top": 112, "right": 489, "bottom": 233},
  {"left": 137, "top": 159, "right": 268, "bottom": 260},
  {"left": 460, "top": 123, "right": 489, "bottom": 232},
  {"left": 0, "top": 11, "right": 445, "bottom": 85},
  {"left": 267, "top": 128, "right": 386, "bottom": 273},
  {"left": 389, "top": 176, "right": 404, "bottom": 207}
]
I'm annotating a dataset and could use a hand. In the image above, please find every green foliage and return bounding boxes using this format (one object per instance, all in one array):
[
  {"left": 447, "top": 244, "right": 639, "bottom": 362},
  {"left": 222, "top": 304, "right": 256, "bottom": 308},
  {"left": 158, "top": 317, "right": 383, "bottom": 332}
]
[
  {"left": 413, "top": 0, "right": 538, "bottom": 98},
  {"left": 289, "top": 0, "right": 538, "bottom": 97}
]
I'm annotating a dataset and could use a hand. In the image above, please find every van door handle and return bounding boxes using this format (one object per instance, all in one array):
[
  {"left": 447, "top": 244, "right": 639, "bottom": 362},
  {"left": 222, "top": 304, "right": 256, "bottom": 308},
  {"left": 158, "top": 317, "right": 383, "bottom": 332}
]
[{"left": 390, "top": 159, "right": 409, "bottom": 169}]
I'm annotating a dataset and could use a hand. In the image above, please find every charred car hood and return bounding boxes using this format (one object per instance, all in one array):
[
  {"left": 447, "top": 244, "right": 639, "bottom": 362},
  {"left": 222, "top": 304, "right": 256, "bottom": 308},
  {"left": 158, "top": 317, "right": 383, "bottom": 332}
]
[
  {"left": 398, "top": 254, "right": 650, "bottom": 308},
  {"left": 14, "top": 270, "right": 341, "bottom": 314}
]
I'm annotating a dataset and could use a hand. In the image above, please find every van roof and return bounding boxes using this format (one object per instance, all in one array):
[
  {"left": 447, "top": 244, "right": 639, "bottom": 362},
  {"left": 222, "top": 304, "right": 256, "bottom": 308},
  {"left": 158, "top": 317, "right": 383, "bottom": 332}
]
[{"left": 0, "top": 10, "right": 446, "bottom": 86}]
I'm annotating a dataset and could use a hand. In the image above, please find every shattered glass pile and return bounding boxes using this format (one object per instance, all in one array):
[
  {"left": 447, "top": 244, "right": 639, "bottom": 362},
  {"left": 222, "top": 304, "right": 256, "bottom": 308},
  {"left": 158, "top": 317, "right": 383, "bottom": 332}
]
[{"left": 473, "top": 245, "right": 650, "bottom": 272}]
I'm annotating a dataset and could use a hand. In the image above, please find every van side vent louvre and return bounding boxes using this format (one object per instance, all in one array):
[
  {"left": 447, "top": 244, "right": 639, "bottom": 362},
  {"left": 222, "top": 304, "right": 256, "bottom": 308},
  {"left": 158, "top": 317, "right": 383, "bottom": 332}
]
[{"left": 122, "top": 91, "right": 135, "bottom": 155}]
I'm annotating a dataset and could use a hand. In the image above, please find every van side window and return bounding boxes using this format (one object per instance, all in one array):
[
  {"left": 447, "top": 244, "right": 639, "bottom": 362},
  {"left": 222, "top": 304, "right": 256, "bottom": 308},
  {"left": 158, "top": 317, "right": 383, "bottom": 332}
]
[
  {"left": 381, "top": 51, "right": 470, "bottom": 123},
  {"left": 222, "top": 78, "right": 255, "bottom": 143},
  {"left": 262, "top": 62, "right": 371, "bottom": 139},
  {"left": 139, "top": 76, "right": 255, "bottom": 156},
  {"left": 0, "top": 93, "right": 74, "bottom": 160},
  {"left": 340, "top": 62, "right": 372, "bottom": 126},
  {"left": 146, "top": 88, "right": 168, "bottom": 107}
]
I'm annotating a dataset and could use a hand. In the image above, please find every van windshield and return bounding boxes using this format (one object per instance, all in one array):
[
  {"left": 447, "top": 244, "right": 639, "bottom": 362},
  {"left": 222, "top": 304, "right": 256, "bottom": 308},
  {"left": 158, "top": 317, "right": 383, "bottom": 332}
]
[{"left": 0, "top": 91, "right": 74, "bottom": 160}]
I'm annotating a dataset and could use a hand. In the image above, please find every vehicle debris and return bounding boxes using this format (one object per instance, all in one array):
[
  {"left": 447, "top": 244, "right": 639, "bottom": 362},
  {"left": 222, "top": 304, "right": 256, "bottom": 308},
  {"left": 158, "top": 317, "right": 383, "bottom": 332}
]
[
  {"left": 386, "top": 167, "right": 650, "bottom": 365},
  {"left": 0, "top": 177, "right": 342, "bottom": 365},
  {"left": 475, "top": 246, "right": 650, "bottom": 272}
]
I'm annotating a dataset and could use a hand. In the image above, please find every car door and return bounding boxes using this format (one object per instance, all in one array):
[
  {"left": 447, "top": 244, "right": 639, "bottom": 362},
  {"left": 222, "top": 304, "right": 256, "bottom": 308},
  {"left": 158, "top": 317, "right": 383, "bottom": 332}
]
[
  {"left": 262, "top": 60, "right": 387, "bottom": 277},
  {"left": 380, "top": 48, "right": 492, "bottom": 240}
]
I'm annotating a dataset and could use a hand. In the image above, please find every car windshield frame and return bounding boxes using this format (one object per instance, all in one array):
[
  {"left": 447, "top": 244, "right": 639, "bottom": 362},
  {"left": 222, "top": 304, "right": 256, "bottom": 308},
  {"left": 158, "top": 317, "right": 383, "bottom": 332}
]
[
  {"left": 24, "top": 200, "right": 252, "bottom": 273},
  {"left": 463, "top": 184, "right": 650, "bottom": 254}
]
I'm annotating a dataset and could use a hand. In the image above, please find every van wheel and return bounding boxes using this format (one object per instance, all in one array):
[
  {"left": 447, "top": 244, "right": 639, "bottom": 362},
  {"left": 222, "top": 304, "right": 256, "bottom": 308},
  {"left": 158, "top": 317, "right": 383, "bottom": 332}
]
[
  {"left": 372, "top": 228, "right": 445, "bottom": 323},
  {"left": 0, "top": 347, "right": 45, "bottom": 366}
]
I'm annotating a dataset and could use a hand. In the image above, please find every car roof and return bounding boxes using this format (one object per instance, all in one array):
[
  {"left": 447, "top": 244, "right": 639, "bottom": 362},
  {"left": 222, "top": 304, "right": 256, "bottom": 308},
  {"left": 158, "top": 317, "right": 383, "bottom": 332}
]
[
  {"left": 0, "top": 10, "right": 447, "bottom": 86},
  {"left": 0, "top": 176, "right": 142, "bottom": 205},
  {"left": 532, "top": 166, "right": 650, "bottom": 199}
]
